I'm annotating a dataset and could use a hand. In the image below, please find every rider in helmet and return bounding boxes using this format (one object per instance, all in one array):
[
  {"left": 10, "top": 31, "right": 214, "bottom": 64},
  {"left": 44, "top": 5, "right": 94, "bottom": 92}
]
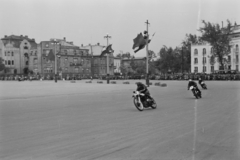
[
  {"left": 188, "top": 79, "right": 201, "bottom": 95},
  {"left": 136, "top": 82, "right": 152, "bottom": 101},
  {"left": 198, "top": 77, "right": 205, "bottom": 89}
]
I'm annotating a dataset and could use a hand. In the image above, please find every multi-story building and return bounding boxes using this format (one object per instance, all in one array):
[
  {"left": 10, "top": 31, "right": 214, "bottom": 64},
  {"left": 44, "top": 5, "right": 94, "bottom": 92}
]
[
  {"left": 81, "top": 43, "right": 114, "bottom": 77},
  {"left": 40, "top": 37, "right": 91, "bottom": 79},
  {"left": 0, "top": 35, "right": 40, "bottom": 74},
  {"left": 191, "top": 24, "right": 240, "bottom": 73}
]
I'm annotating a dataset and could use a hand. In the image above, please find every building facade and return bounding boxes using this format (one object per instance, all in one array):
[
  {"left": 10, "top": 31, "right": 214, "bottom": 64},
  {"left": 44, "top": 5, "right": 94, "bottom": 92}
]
[
  {"left": 191, "top": 24, "right": 240, "bottom": 73},
  {"left": 121, "top": 57, "right": 146, "bottom": 75},
  {"left": 0, "top": 35, "right": 40, "bottom": 74},
  {"left": 40, "top": 38, "right": 91, "bottom": 79},
  {"left": 81, "top": 43, "right": 114, "bottom": 77}
]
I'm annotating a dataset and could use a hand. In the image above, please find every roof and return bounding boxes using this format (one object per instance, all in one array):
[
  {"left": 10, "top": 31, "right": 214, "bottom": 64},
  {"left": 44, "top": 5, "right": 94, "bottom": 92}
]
[{"left": 1, "top": 35, "right": 37, "bottom": 49}]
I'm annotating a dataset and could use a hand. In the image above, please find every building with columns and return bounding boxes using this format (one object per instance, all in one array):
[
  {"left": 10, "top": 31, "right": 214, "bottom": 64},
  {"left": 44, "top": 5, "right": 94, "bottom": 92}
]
[{"left": 191, "top": 24, "right": 240, "bottom": 73}]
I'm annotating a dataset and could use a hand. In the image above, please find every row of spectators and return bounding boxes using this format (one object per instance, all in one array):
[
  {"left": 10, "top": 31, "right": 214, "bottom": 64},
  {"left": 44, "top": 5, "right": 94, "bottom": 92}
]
[{"left": 1, "top": 73, "right": 240, "bottom": 81}]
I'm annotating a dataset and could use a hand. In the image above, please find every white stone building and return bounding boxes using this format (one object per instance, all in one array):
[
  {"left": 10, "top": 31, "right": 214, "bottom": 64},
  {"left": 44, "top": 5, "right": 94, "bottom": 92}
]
[{"left": 191, "top": 24, "right": 240, "bottom": 74}]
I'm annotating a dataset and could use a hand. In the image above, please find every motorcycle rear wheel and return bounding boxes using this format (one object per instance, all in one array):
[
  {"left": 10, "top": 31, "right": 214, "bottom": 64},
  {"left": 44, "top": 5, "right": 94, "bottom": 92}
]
[{"left": 133, "top": 97, "right": 144, "bottom": 111}]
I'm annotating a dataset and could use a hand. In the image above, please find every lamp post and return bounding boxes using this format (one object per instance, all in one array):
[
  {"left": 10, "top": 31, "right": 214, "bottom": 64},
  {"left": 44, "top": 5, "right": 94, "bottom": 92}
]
[
  {"left": 57, "top": 54, "right": 61, "bottom": 80},
  {"left": 50, "top": 39, "right": 60, "bottom": 83},
  {"left": 104, "top": 33, "right": 111, "bottom": 84},
  {"left": 145, "top": 20, "right": 150, "bottom": 87}
]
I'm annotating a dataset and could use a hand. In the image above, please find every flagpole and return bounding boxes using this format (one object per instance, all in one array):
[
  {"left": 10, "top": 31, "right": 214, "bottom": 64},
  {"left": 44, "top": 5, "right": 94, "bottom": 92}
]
[
  {"left": 104, "top": 33, "right": 111, "bottom": 84},
  {"left": 145, "top": 20, "right": 150, "bottom": 87}
]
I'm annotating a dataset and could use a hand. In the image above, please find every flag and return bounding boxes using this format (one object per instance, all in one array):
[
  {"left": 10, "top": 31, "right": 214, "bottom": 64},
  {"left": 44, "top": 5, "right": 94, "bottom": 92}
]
[
  {"left": 132, "top": 32, "right": 155, "bottom": 53},
  {"left": 46, "top": 49, "right": 55, "bottom": 61},
  {"left": 101, "top": 44, "right": 114, "bottom": 56},
  {"left": 132, "top": 33, "right": 146, "bottom": 53}
]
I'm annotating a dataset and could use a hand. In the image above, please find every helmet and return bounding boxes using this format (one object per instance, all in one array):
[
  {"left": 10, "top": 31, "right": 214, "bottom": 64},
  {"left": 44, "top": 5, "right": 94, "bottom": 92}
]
[{"left": 189, "top": 79, "right": 192, "bottom": 82}]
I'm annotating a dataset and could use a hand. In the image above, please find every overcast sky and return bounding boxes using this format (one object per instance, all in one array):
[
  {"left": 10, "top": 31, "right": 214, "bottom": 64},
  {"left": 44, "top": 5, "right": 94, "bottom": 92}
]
[{"left": 0, "top": 0, "right": 240, "bottom": 57}]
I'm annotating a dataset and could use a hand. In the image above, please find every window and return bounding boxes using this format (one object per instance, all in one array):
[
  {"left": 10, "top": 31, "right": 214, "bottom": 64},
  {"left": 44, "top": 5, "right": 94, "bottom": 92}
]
[
  {"left": 202, "top": 57, "right": 206, "bottom": 64},
  {"left": 12, "top": 52, "right": 14, "bottom": 56},
  {"left": 194, "top": 58, "right": 198, "bottom": 64},
  {"left": 203, "top": 48, "right": 206, "bottom": 56},
  {"left": 5, "top": 60, "right": 7, "bottom": 65},
  {"left": 211, "top": 47, "right": 214, "bottom": 54},
  {"left": 211, "top": 66, "right": 214, "bottom": 73},
  {"left": 194, "top": 49, "right": 198, "bottom": 55},
  {"left": 75, "top": 67, "right": 79, "bottom": 72},
  {"left": 24, "top": 46, "right": 28, "bottom": 50},
  {"left": 236, "top": 55, "right": 239, "bottom": 63},
  {"left": 194, "top": 67, "right": 198, "bottom": 73},
  {"left": 5, "top": 51, "right": 6, "bottom": 56},
  {"left": 236, "top": 45, "right": 239, "bottom": 54},
  {"left": 34, "top": 58, "right": 37, "bottom": 63},
  {"left": 12, "top": 60, "right": 14, "bottom": 65},
  {"left": 236, "top": 65, "right": 239, "bottom": 71},
  {"left": 8, "top": 60, "right": 11, "bottom": 65},
  {"left": 203, "top": 66, "right": 206, "bottom": 72},
  {"left": 73, "top": 58, "right": 78, "bottom": 63},
  {"left": 228, "top": 55, "right": 231, "bottom": 62}
]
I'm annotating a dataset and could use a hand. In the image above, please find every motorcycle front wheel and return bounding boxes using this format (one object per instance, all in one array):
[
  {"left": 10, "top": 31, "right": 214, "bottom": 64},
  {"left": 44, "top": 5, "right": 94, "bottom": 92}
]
[{"left": 133, "top": 97, "right": 144, "bottom": 111}]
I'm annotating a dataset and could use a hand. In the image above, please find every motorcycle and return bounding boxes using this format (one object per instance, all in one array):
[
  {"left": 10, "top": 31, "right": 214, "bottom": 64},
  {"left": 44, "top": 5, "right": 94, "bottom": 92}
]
[
  {"left": 200, "top": 82, "right": 207, "bottom": 89},
  {"left": 132, "top": 91, "right": 157, "bottom": 111},
  {"left": 189, "top": 86, "right": 202, "bottom": 99}
]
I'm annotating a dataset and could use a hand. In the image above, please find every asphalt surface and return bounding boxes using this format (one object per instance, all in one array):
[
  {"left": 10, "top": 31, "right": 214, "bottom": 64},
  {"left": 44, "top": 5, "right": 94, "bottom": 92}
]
[{"left": 0, "top": 80, "right": 239, "bottom": 160}]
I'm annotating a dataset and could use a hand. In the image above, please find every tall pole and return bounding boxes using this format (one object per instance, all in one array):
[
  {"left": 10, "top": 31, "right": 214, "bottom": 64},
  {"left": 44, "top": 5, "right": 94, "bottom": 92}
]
[
  {"left": 51, "top": 39, "right": 59, "bottom": 83},
  {"left": 182, "top": 46, "right": 183, "bottom": 74},
  {"left": 145, "top": 20, "right": 150, "bottom": 87},
  {"left": 54, "top": 42, "right": 57, "bottom": 83},
  {"left": 104, "top": 33, "right": 111, "bottom": 84}
]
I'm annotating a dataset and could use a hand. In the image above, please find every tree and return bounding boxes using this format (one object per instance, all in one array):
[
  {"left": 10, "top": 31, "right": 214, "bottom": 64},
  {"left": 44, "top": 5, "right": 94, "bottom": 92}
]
[
  {"left": 148, "top": 50, "right": 156, "bottom": 61},
  {"left": 0, "top": 57, "right": 5, "bottom": 71},
  {"left": 181, "top": 33, "right": 201, "bottom": 73},
  {"left": 116, "top": 51, "right": 132, "bottom": 59},
  {"left": 199, "top": 20, "right": 233, "bottom": 70}
]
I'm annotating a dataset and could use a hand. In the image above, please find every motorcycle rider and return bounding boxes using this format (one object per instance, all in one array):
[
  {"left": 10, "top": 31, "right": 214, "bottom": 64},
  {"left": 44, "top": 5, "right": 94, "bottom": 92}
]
[
  {"left": 136, "top": 82, "right": 152, "bottom": 101},
  {"left": 198, "top": 77, "right": 206, "bottom": 89},
  {"left": 188, "top": 79, "right": 202, "bottom": 95}
]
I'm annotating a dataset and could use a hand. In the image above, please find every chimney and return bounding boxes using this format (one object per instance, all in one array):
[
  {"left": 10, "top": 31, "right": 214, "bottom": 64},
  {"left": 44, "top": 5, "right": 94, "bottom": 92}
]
[
  {"left": 4, "top": 35, "right": 7, "bottom": 38},
  {"left": 81, "top": 44, "right": 83, "bottom": 47},
  {"left": 25, "top": 35, "right": 28, "bottom": 38},
  {"left": 63, "top": 37, "right": 66, "bottom": 41},
  {"left": 20, "top": 35, "right": 23, "bottom": 37},
  {"left": 222, "top": 21, "right": 223, "bottom": 28},
  {"left": 97, "top": 43, "right": 100, "bottom": 45}
]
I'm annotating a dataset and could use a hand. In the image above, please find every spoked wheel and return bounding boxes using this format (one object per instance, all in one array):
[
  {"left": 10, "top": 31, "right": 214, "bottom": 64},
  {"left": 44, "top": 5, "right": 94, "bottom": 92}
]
[
  {"left": 133, "top": 97, "right": 144, "bottom": 111},
  {"left": 150, "top": 98, "right": 157, "bottom": 109}
]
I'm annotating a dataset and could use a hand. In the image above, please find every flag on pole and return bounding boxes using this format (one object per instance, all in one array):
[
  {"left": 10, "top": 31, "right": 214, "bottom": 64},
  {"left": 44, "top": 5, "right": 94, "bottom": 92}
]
[
  {"left": 45, "top": 49, "right": 55, "bottom": 61},
  {"left": 132, "top": 32, "right": 155, "bottom": 53},
  {"left": 101, "top": 44, "right": 114, "bottom": 56}
]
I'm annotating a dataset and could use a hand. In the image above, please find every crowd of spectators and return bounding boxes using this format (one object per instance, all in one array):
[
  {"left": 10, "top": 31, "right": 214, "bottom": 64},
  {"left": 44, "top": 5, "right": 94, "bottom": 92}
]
[{"left": 1, "top": 73, "right": 240, "bottom": 81}]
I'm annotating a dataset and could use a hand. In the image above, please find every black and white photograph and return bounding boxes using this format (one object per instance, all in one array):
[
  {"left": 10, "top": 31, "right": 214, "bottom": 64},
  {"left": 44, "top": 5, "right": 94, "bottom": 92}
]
[{"left": 0, "top": 0, "right": 240, "bottom": 159}]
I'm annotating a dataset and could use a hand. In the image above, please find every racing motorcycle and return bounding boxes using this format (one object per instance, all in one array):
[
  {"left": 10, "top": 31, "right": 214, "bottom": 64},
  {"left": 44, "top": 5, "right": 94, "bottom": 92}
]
[
  {"left": 132, "top": 91, "right": 157, "bottom": 111},
  {"left": 189, "top": 86, "right": 202, "bottom": 99},
  {"left": 200, "top": 82, "right": 207, "bottom": 89}
]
